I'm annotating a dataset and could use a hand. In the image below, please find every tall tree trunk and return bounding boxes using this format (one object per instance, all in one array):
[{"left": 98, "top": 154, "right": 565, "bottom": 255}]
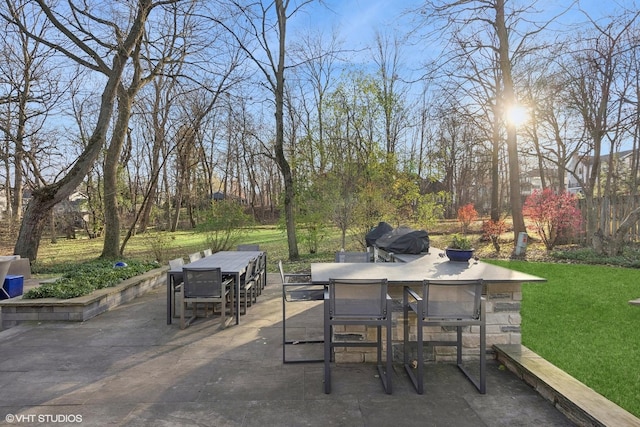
[
  {"left": 496, "top": 0, "right": 526, "bottom": 245},
  {"left": 170, "top": 187, "right": 182, "bottom": 232},
  {"left": 102, "top": 84, "right": 133, "bottom": 258},
  {"left": 138, "top": 146, "right": 159, "bottom": 233},
  {"left": 2, "top": 165, "right": 12, "bottom": 219},
  {"left": 275, "top": 0, "right": 299, "bottom": 260},
  {"left": 11, "top": 56, "right": 31, "bottom": 222},
  {"left": 138, "top": 90, "right": 164, "bottom": 233},
  {"left": 490, "top": 107, "right": 501, "bottom": 222}
]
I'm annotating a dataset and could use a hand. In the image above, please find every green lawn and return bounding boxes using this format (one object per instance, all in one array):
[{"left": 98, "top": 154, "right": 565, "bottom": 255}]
[
  {"left": 30, "top": 226, "right": 341, "bottom": 274},
  {"left": 488, "top": 260, "right": 640, "bottom": 417}
]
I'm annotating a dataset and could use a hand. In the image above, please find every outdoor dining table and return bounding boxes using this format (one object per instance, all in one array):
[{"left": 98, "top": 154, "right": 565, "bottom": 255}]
[
  {"left": 311, "top": 249, "right": 546, "bottom": 285},
  {"left": 166, "top": 250, "right": 264, "bottom": 325}
]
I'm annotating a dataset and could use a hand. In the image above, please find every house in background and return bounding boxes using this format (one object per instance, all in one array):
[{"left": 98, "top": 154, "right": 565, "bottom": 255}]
[
  {"left": 566, "top": 149, "right": 638, "bottom": 195},
  {"left": 521, "top": 168, "right": 562, "bottom": 196}
]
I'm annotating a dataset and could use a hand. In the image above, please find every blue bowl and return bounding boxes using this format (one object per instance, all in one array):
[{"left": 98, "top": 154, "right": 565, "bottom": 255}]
[{"left": 445, "top": 248, "right": 474, "bottom": 262}]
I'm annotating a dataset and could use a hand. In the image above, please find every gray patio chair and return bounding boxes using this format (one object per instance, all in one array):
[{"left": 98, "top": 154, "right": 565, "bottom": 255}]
[
  {"left": 188, "top": 252, "right": 203, "bottom": 263},
  {"left": 168, "top": 257, "right": 185, "bottom": 318},
  {"left": 255, "top": 252, "right": 267, "bottom": 295},
  {"left": 280, "top": 260, "right": 324, "bottom": 363},
  {"left": 334, "top": 251, "right": 371, "bottom": 263},
  {"left": 237, "top": 244, "right": 260, "bottom": 251},
  {"left": 180, "top": 267, "right": 233, "bottom": 329},
  {"left": 324, "top": 278, "right": 392, "bottom": 394},
  {"left": 237, "top": 244, "right": 264, "bottom": 294},
  {"left": 403, "top": 279, "right": 486, "bottom": 394},
  {"left": 236, "top": 258, "right": 257, "bottom": 314}
]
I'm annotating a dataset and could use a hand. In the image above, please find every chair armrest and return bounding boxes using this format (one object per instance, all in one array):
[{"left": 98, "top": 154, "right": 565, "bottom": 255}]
[
  {"left": 404, "top": 286, "right": 422, "bottom": 302},
  {"left": 284, "top": 273, "right": 311, "bottom": 282},
  {"left": 404, "top": 287, "right": 422, "bottom": 315},
  {"left": 282, "top": 281, "right": 313, "bottom": 287},
  {"left": 284, "top": 282, "right": 325, "bottom": 301}
]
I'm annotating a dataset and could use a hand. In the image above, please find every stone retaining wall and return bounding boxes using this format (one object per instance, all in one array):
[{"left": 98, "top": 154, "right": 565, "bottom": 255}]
[{"left": 0, "top": 267, "right": 167, "bottom": 330}]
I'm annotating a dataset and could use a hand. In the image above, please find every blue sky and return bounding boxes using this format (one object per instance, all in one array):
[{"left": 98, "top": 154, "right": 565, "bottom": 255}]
[
  {"left": 289, "top": 0, "right": 636, "bottom": 82},
  {"left": 297, "top": 0, "right": 418, "bottom": 48},
  {"left": 296, "top": 0, "right": 635, "bottom": 48}
]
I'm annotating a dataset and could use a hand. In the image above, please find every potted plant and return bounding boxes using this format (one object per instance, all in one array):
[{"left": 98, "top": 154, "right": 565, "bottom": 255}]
[{"left": 445, "top": 234, "right": 475, "bottom": 262}]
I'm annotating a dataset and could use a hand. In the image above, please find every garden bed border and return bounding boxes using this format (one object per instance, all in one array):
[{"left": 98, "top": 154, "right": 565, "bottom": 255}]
[{"left": 0, "top": 266, "right": 167, "bottom": 330}]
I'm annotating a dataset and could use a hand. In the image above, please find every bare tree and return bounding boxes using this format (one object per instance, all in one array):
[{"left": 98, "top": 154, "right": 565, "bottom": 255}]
[
  {"left": 494, "top": 0, "right": 526, "bottom": 240},
  {"left": 290, "top": 28, "right": 342, "bottom": 177},
  {"left": 373, "top": 31, "right": 409, "bottom": 155},
  {"left": 413, "top": 0, "right": 566, "bottom": 245},
  {"left": 134, "top": 72, "right": 178, "bottom": 233},
  {"left": 102, "top": 1, "right": 191, "bottom": 258},
  {"left": 0, "top": 4, "right": 62, "bottom": 223},
  {"left": 559, "top": 12, "right": 640, "bottom": 253},
  {"left": 2, "top": 0, "right": 170, "bottom": 260},
  {"left": 211, "top": 0, "right": 315, "bottom": 260}
]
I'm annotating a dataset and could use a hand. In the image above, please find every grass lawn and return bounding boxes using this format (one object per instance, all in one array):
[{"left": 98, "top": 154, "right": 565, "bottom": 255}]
[
  {"left": 28, "top": 226, "right": 355, "bottom": 274},
  {"left": 488, "top": 260, "right": 640, "bottom": 418}
]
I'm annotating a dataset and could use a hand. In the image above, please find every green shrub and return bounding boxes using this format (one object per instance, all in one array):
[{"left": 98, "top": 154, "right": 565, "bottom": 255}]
[
  {"left": 139, "top": 229, "right": 176, "bottom": 263},
  {"left": 551, "top": 246, "right": 640, "bottom": 268},
  {"left": 199, "top": 200, "right": 252, "bottom": 252},
  {"left": 299, "top": 221, "right": 327, "bottom": 254},
  {"left": 23, "top": 259, "right": 159, "bottom": 299},
  {"left": 448, "top": 233, "right": 473, "bottom": 250}
]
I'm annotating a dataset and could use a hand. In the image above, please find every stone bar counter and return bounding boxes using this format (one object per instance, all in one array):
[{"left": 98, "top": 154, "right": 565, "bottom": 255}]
[{"left": 311, "top": 249, "right": 546, "bottom": 363}]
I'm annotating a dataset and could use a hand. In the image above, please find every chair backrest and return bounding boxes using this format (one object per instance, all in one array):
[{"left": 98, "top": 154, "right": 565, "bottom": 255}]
[
  {"left": 203, "top": 248, "right": 213, "bottom": 257},
  {"left": 257, "top": 253, "right": 266, "bottom": 272},
  {"left": 328, "top": 278, "right": 388, "bottom": 319},
  {"left": 335, "top": 251, "right": 371, "bottom": 263},
  {"left": 183, "top": 267, "right": 225, "bottom": 298},
  {"left": 188, "top": 252, "right": 203, "bottom": 263},
  {"left": 168, "top": 257, "right": 184, "bottom": 270},
  {"left": 422, "top": 280, "right": 483, "bottom": 320},
  {"left": 7, "top": 258, "right": 32, "bottom": 279},
  {"left": 278, "top": 260, "right": 286, "bottom": 284},
  {"left": 243, "top": 258, "right": 257, "bottom": 282},
  {"left": 238, "top": 244, "right": 260, "bottom": 251}
]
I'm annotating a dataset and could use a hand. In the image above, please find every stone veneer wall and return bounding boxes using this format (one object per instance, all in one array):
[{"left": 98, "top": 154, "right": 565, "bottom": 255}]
[
  {"left": 0, "top": 267, "right": 166, "bottom": 330},
  {"left": 332, "top": 282, "right": 522, "bottom": 363}
]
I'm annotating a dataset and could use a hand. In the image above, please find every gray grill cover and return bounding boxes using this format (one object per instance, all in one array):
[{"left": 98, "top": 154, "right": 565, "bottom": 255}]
[
  {"left": 365, "top": 222, "right": 394, "bottom": 247},
  {"left": 374, "top": 226, "right": 430, "bottom": 254}
]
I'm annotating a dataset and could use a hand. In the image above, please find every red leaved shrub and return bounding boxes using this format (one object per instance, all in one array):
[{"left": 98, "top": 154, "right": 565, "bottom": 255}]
[{"left": 522, "top": 189, "right": 582, "bottom": 250}]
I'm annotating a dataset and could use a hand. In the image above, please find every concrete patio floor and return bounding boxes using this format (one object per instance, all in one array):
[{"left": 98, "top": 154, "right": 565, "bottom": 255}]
[{"left": 0, "top": 273, "right": 576, "bottom": 427}]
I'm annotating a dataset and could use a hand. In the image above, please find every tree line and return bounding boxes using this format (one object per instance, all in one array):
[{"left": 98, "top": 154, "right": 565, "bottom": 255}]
[{"left": 0, "top": 0, "right": 639, "bottom": 261}]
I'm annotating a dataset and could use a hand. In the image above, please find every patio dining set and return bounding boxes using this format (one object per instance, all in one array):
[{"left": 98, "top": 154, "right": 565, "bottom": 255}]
[
  {"left": 282, "top": 248, "right": 545, "bottom": 396},
  {"left": 166, "top": 245, "right": 545, "bottom": 398},
  {"left": 166, "top": 244, "right": 266, "bottom": 329}
]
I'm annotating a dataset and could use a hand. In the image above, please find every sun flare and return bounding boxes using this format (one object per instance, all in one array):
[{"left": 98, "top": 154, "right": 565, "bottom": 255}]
[{"left": 506, "top": 105, "right": 529, "bottom": 126}]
